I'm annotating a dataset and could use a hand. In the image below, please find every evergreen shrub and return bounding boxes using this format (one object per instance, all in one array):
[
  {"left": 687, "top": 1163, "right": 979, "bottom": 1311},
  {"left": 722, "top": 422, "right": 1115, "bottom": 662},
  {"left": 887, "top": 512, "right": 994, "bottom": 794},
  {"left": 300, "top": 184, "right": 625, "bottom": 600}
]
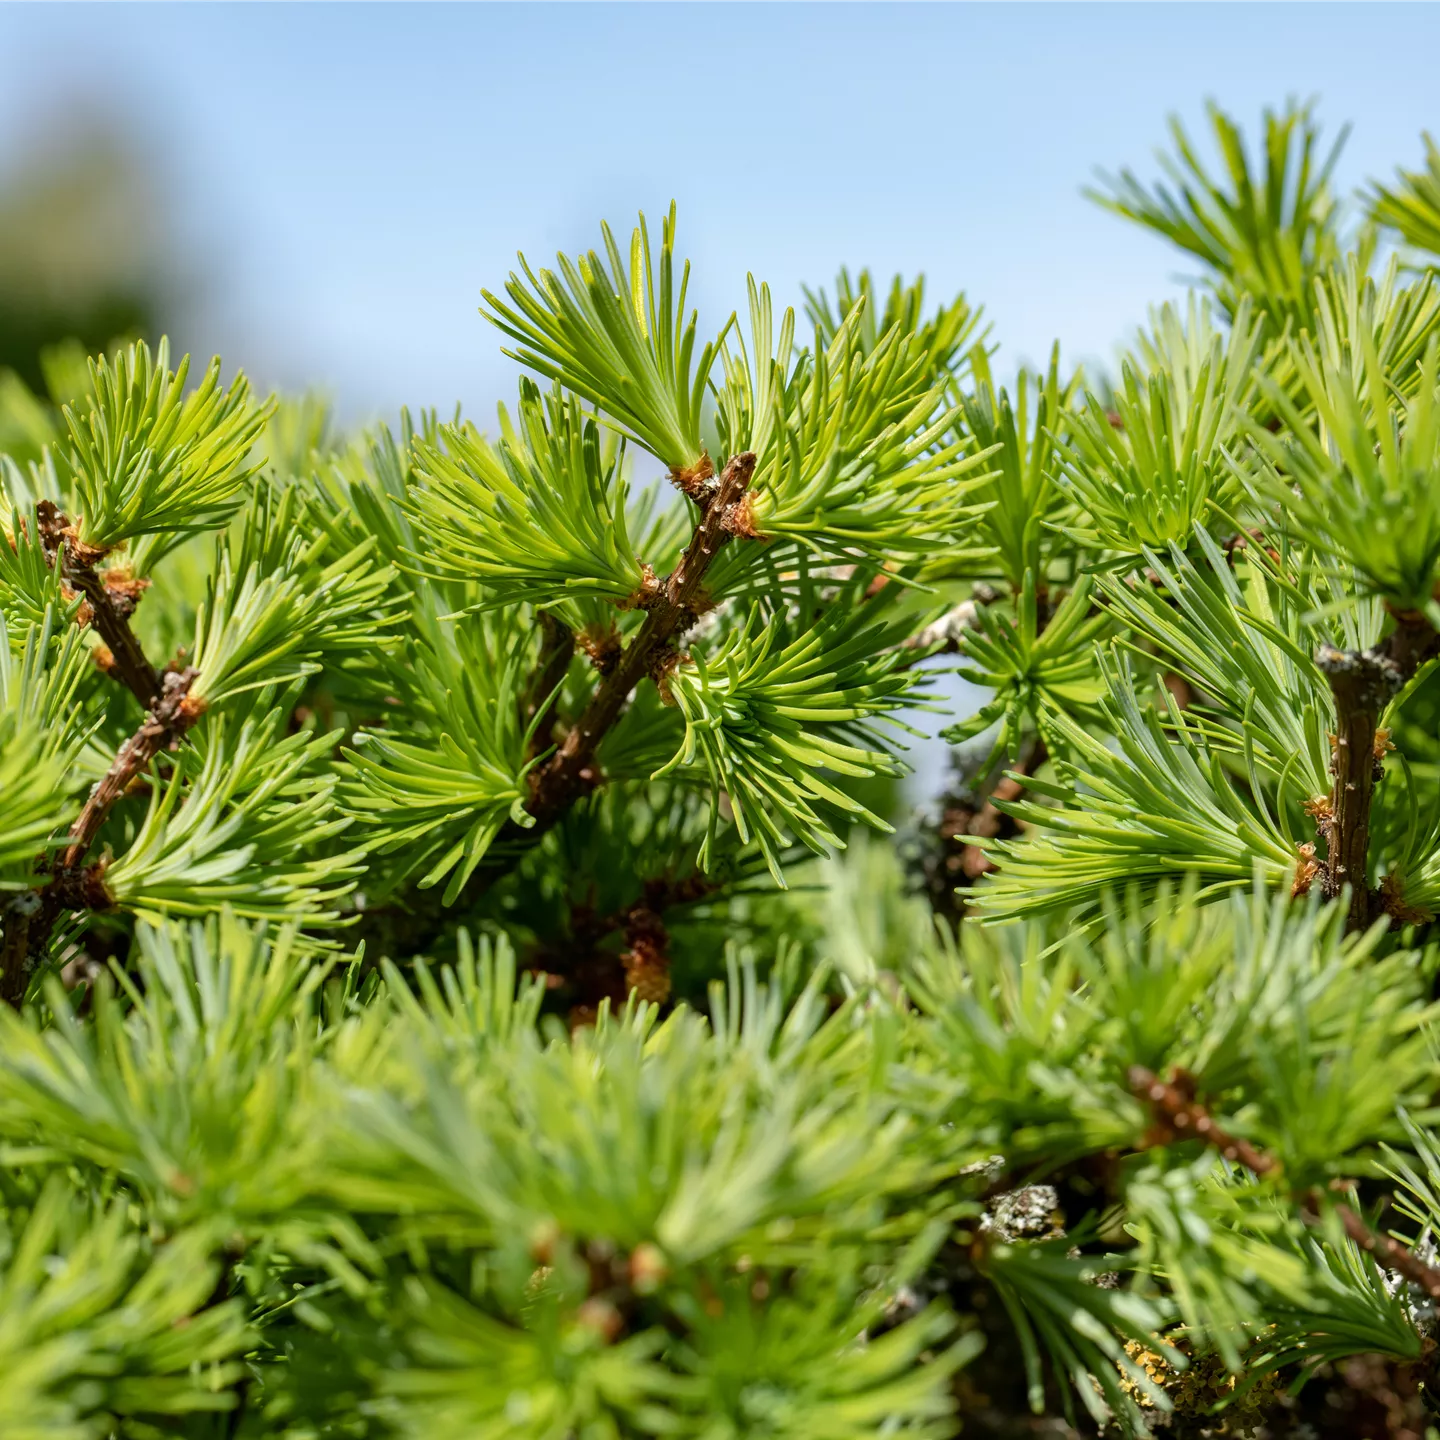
[{"left": 5, "top": 101, "right": 1440, "bottom": 1436}]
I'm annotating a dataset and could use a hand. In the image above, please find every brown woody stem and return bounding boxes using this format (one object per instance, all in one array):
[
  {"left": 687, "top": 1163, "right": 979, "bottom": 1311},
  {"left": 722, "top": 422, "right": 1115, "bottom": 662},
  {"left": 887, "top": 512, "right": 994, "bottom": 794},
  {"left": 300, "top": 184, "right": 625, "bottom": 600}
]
[
  {"left": 0, "top": 895, "right": 41, "bottom": 1007},
  {"left": 62, "top": 667, "right": 200, "bottom": 872},
  {"left": 1333, "top": 1200, "right": 1440, "bottom": 1301},
  {"left": 1313, "top": 609, "right": 1440, "bottom": 932},
  {"left": 36, "top": 499, "right": 160, "bottom": 707},
  {"left": 1316, "top": 644, "right": 1402, "bottom": 930},
  {"left": 948, "top": 736, "right": 1050, "bottom": 886},
  {"left": 524, "top": 450, "right": 756, "bottom": 832},
  {"left": 3, "top": 505, "right": 185, "bottom": 1005},
  {"left": 0, "top": 668, "right": 201, "bottom": 1007},
  {"left": 344, "top": 452, "right": 758, "bottom": 961},
  {"left": 1131, "top": 1065, "right": 1440, "bottom": 1300},
  {"left": 1129, "top": 1065, "right": 1280, "bottom": 1176}
]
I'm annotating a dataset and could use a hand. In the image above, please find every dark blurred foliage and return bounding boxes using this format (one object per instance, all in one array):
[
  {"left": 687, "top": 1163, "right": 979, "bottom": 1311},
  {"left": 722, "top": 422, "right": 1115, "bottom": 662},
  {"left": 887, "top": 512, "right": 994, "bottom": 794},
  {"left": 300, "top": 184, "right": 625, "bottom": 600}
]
[{"left": 0, "top": 115, "right": 172, "bottom": 392}]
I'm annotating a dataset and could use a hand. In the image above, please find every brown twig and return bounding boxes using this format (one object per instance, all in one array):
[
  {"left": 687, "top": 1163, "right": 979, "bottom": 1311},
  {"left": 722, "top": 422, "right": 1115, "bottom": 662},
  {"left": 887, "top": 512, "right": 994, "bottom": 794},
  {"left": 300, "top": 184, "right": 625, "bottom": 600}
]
[
  {"left": 1332, "top": 1199, "right": 1440, "bottom": 1302},
  {"left": 534, "top": 871, "right": 718, "bottom": 1018},
  {"left": 1128, "top": 1065, "right": 1279, "bottom": 1177},
  {"left": 0, "top": 895, "right": 42, "bottom": 1007},
  {"left": 0, "top": 668, "right": 202, "bottom": 1006},
  {"left": 524, "top": 450, "right": 756, "bottom": 833},
  {"left": 1382, "top": 605, "right": 1440, "bottom": 681},
  {"left": 618, "top": 901, "right": 673, "bottom": 1007},
  {"left": 1316, "top": 644, "right": 1401, "bottom": 929},
  {"left": 935, "top": 736, "right": 1049, "bottom": 901},
  {"left": 1312, "top": 608, "right": 1440, "bottom": 931},
  {"left": 2, "top": 504, "right": 189, "bottom": 1004},
  {"left": 346, "top": 454, "right": 757, "bottom": 959},
  {"left": 1130, "top": 1065, "right": 1440, "bottom": 1301},
  {"left": 36, "top": 499, "right": 160, "bottom": 708},
  {"left": 61, "top": 666, "right": 201, "bottom": 872}
]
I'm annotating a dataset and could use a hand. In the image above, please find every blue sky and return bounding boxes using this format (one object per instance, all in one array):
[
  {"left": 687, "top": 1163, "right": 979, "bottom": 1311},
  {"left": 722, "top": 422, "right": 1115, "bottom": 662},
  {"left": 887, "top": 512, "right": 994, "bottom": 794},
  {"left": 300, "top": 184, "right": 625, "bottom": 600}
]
[
  {"left": 1, "top": 2, "right": 1437, "bottom": 424},
  {"left": 2, "top": 1, "right": 1435, "bottom": 794}
]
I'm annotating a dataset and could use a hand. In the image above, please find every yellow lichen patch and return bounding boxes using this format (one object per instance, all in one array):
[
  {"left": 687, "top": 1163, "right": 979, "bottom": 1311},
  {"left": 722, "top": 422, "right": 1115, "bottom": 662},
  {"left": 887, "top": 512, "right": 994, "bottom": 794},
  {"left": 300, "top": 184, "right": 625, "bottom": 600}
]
[{"left": 1120, "top": 1336, "right": 1285, "bottom": 1434}]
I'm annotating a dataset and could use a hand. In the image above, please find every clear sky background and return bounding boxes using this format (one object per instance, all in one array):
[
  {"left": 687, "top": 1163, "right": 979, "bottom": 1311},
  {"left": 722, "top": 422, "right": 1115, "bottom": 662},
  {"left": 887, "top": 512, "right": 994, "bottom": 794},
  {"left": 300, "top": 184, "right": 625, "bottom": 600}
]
[
  {"left": 1, "top": 0, "right": 1436, "bottom": 795},
  {"left": 2, "top": 2, "right": 1439, "bottom": 424}
]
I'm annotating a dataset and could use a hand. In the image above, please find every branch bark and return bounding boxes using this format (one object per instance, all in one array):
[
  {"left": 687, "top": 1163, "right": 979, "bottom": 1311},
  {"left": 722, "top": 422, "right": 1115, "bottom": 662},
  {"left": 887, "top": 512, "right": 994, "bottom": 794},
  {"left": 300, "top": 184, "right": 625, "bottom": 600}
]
[
  {"left": 346, "top": 452, "right": 758, "bottom": 960},
  {"left": 1331, "top": 1199, "right": 1440, "bottom": 1302},
  {"left": 0, "top": 663, "right": 200, "bottom": 1006},
  {"left": 944, "top": 736, "right": 1050, "bottom": 887},
  {"left": 1129, "top": 1065, "right": 1280, "bottom": 1177},
  {"left": 1131, "top": 1065, "right": 1440, "bottom": 1301},
  {"left": 523, "top": 450, "right": 756, "bottom": 832},
  {"left": 36, "top": 499, "right": 160, "bottom": 707},
  {"left": 532, "top": 870, "right": 718, "bottom": 1020},
  {"left": 1316, "top": 644, "right": 1402, "bottom": 930},
  {"left": 3, "top": 505, "right": 189, "bottom": 1004},
  {"left": 1313, "top": 609, "right": 1440, "bottom": 931},
  {"left": 0, "top": 894, "right": 42, "bottom": 1007},
  {"left": 61, "top": 666, "right": 201, "bottom": 872}
]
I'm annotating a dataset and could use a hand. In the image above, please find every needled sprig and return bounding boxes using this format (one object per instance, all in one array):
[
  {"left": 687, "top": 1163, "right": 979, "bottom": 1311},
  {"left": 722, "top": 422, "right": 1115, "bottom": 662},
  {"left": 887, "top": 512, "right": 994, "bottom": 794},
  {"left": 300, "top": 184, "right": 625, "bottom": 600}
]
[
  {"left": 187, "top": 484, "right": 398, "bottom": 710},
  {"left": 974, "top": 651, "right": 1299, "bottom": 920},
  {"left": 1096, "top": 529, "right": 1334, "bottom": 796},
  {"left": 1056, "top": 298, "right": 1263, "bottom": 557},
  {"left": 927, "top": 345, "right": 1074, "bottom": 589},
  {"left": 343, "top": 618, "right": 539, "bottom": 903},
  {"left": 735, "top": 300, "right": 996, "bottom": 564},
  {"left": 0, "top": 1181, "right": 250, "bottom": 1436},
  {"left": 980, "top": 1239, "right": 1177, "bottom": 1429},
  {"left": 1246, "top": 331, "right": 1440, "bottom": 621},
  {"left": 711, "top": 277, "right": 796, "bottom": 497},
  {"left": 1089, "top": 100, "right": 1349, "bottom": 335},
  {"left": 801, "top": 266, "right": 989, "bottom": 386},
  {"left": 0, "top": 914, "right": 333, "bottom": 1224},
  {"left": 1299, "top": 258, "right": 1440, "bottom": 402},
  {"left": 656, "top": 583, "right": 930, "bottom": 882},
  {"left": 406, "top": 379, "right": 646, "bottom": 608},
  {"left": 942, "top": 574, "right": 1107, "bottom": 758},
  {"left": 102, "top": 698, "right": 359, "bottom": 925},
  {"left": 53, "top": 338, "right": 271, "bottom": 560},
  {"left": 1369, "top": 132, "right": 1440, "bottom": 262},
  {"left": 0, "top": 614, "right": 90, "bottom": 884},
  {"left": 0, "top": 470, "right": 72, "bottom": 629},
  {"left": 480, "top": 203, "right": 718, "bottom": 484}
]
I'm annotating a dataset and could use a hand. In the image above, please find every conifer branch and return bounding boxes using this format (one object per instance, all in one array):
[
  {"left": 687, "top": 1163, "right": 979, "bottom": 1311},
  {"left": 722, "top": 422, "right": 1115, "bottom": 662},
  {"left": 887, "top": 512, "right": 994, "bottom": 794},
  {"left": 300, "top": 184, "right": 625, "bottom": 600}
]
[
  {"left": 2, "top": 506, "right": 196, "bottom": 1002},
  {"left": 523, "top": 450, "right": 756, "bottom": 831},
  {"left": 1, "top": 669, "right": 202, "bottom": 1004},
  {"left": 1316, "top": 645, "right": 1401, "bottom": 930},
  {"left": 1327, "top": 1195, "right": 1440, "bottom": 1302},
  {"left": 61, "top": 666, "right": 201, "bottom": 874},
  {"left": 1129, "top": 1065, "right": 1280, "bottom": 1176},
  {"left": 1131, "top": 1065, "right": 1440, "bottom": 1301},
  {"left": 36, "top": 499, "right": 161, "bottom": 708},
  {"left": 346, "top": 453, "right": 756, "bottom": 957},
  {"left": 1315, "top": 612, "right": 1440, "bottom": 930},
  {"left": 927, "top": 581, "right": 1046, "bottom": 909}
]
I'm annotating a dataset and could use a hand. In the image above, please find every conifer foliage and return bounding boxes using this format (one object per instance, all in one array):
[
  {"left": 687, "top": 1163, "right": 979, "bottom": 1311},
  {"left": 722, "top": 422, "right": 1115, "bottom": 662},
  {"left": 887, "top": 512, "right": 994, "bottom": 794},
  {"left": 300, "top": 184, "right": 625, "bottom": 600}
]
[{"left": 6, "top": 103, "right": 1440, "bottom": 1437}]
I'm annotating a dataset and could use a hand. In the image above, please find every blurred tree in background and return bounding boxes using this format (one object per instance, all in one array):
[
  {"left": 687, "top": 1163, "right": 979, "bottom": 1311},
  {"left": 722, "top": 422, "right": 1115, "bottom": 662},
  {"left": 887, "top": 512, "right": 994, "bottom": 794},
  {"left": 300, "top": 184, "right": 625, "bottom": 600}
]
[{"left": 0, "top": 114, "right": 171, "bottom": 390}]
